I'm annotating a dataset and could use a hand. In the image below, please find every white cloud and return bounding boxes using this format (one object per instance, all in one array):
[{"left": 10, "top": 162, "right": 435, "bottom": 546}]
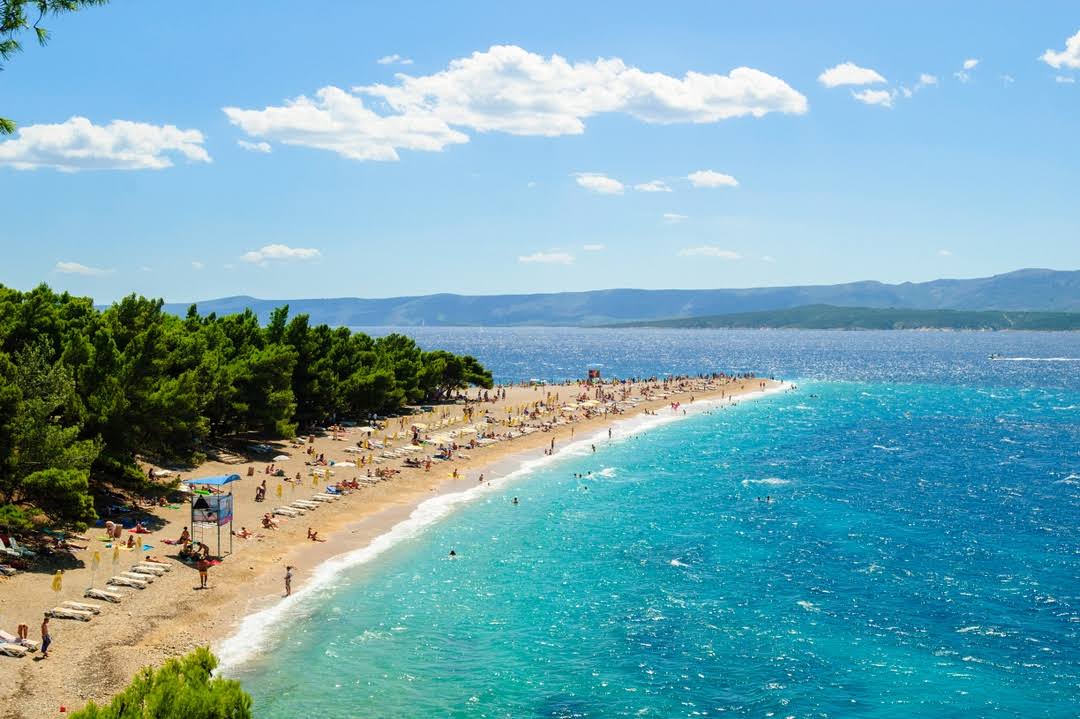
[
  {"left": 634, "top": 180, "right": 672, "bottom": 193},
  {"left": 937, "top": 248, "right": 953, "bottom": 257},
  {"left": 191, "top": 261, "right": 205, "bottom": 270},
  {"left": 224, "top": 86, "right": 469, "bottom": 162},
  {"left": 519, "top": 251, "right": 574, "bottom": 265},
  {"left": 582, "top": 243, "right": 605, "bottom": 251},
  {"left": 955, "top": 59, "right": 980, "bottom": 83},
  {"left": 662, "top": 212, "right": 688, "bottom": 223},
  {"left": 818, "top": 61, "right": 887, "bottom": 88},
  {"left": 1055, "top": 75, "right": 1076, "bottom": 84},
  {"left": 237, "top": 140, "right": 272, "bottom": 153},
  {"left": 761, "top": 255, "right": 776, "bottom": 263},
  {"left": 575, "top": 172, "right": 625, "bottom": 194},
  {"left": 241, "top": 244, "right": 322, "bottom": 264},
  {"left": 917, "top": 73, "right": 939, "bottom": 88},
  {"left": 852, "top": 89, "right": 896, "bottom": 107},
  {"left": 377, "top": 54, "right": 414, "bottom": 66},
  {"left": 687, "top": 169, "right": 738, "bottom": 188},
  {"left": 226, "top": 45, "right": 807, "bottom": 162},
  {"left": 1042, "top": 29, "right": 1080, "bottom": 69},
  {"left": 54, "top": 261, "right": 111, "bottom": 276},
  {"left": 677, "top": 246, "right": 741, "bottom": 259},
  {"left": 526, "top": 181, "right": 537, "bottom": 188},
  {"left": 1001, "top": 74, "right": 1015, "bottom": 85},
  {"left": 0, "top": 116, "right": 210, "bottom": 171},
  {"left": 139, "top": 265, "right": 152, "bottom": 272}
]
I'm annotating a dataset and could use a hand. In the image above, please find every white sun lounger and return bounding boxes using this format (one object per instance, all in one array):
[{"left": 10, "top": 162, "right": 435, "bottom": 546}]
[
  {"left": 120, "top": 571, "right": 154, "bottom": 584},
  {"left": 309, "top": 494, "right": 336, "bottom": 502},
  {"left": 273, "top": 507, "right": 300, "bottom": 517},
  {"left": 85, "top": 587, "right": 123, "bottom": 603},
  {"left": 47, "top": 606, "right": 92, "bottom": 621},
  {"left": 62, "top": 600, "right": 103, "bottom": 615},
  {"left": 292, "top": 500, "right": 319, "bottom": 509},
  {"left": 107, "top": 575, "right": 147, "bottom": 589},
  {"left": 130, "top": 564, "right": 167, "bottom": 576},
  {"left": 0, "top": 643, "right": 28, "bottom": 657},
  {"left": 0, "top": 630, "right": 38, "bottom": 652}
]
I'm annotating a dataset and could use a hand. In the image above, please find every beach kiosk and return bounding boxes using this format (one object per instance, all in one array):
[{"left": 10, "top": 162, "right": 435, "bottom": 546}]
[{"left": 182, "top": 474, "right": 241, "bottom": 558}]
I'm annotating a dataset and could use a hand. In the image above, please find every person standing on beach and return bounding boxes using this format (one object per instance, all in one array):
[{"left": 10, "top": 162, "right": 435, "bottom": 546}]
[
  {"left": 196, "top": 557, "right": 209, "bottom": 589},
  {"left": 40, "top": 615, "right": 51, "bottom": 658},
  {"left": 284, "top": 565, "right": 294, "bottom": 596}
]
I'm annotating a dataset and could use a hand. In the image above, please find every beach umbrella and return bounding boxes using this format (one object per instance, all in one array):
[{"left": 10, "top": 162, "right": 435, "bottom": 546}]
[
  {"left": 273, "top": 454, "right": 290, "bottom": 461},
  {"left": 51, "top": 570, "right": 63, "bottom": 594},
  {"left": 89, "top": 550, "right": 101, "bottom": 589}
]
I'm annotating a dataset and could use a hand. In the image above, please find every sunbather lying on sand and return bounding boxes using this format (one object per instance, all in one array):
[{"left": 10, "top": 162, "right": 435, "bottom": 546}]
[{"left": 306, "top": 528, "right": 325, "bottom": 542}]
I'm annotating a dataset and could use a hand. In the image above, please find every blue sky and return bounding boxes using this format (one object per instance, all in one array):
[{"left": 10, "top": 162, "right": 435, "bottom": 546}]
[{"left": 1, "top": 1, "right": 1078, "bottom": 303}]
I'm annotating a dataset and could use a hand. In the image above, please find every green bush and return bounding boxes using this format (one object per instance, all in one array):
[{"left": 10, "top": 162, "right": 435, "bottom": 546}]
[{"left": 70, "top": 647, "right": 252, "bottom": 719}]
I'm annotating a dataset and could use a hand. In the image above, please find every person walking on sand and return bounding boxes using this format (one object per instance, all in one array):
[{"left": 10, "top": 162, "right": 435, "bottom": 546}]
[
  {"left": 196, "top": 556, "right": 210, "bottom": 589},
  {"left": 284, "top": 565, "right": 294, "bottom": 596},
  {"left": 40, "top": 615, "right": 51, "bottom": 658}
]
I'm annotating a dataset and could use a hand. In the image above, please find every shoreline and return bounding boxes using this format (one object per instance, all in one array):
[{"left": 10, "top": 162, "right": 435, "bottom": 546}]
[
  {"left": 0, "top": 377, "right": 783, "bottom": 717},
  {"left": 215, "top": 380, "right": 791, "bottom": 670}
]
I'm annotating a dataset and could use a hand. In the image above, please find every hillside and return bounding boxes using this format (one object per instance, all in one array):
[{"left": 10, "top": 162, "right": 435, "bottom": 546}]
[
  {"left": 161, "top": 268, "right": 1080, "bottom": 327},
  {"left": 607, "top": 305, "right": 1080, "bottom": 331}
]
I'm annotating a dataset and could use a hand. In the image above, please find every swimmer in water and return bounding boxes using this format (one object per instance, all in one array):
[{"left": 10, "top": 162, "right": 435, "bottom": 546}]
[
  {"left": 512, "top": 497, "right": 519, "bottom": 505},
  {"left": 449, "top": 549, "right": 457, "bottom": 557}
]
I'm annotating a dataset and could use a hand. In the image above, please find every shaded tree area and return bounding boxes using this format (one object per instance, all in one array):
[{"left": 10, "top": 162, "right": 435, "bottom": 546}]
[{"left": 0, "top": 284, "right": 493, "bottom": 530}]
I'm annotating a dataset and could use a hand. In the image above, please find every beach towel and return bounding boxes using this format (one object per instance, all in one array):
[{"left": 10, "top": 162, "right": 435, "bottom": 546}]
[
  {"left": 142, "top": 544, "right": 154, "bottom": 551},
  {"left": 131, "top": 527, "right": 151, "bottom": 534},
  {"left": 161, "top": 539, "right": 178, "bottom": 545}
]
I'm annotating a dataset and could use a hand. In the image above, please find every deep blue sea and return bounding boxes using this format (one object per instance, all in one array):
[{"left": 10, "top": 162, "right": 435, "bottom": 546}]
[{"left": 224, "top": 330, "right": 1080, "bottom": 718}]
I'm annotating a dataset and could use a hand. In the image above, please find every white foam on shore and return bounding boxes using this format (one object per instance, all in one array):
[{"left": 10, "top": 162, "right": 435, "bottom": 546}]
[{"left": 215, "top": 382, "right": 792, "bottom": 670}]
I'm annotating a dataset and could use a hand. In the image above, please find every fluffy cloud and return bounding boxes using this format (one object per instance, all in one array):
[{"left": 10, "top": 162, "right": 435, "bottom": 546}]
[
  {"left": 677, "top": 246, "right": 741, "bottom": 259},
  {"left": 1042, "top": 29, "right": 1080, "bottom": 69},
  {"left": 226, "top": 45, "right": 807, "bottom": 161},
  {"left": 818, "top": 62, "right": 887, "bottom": 87},
  {"left": 761, "top": 255, "right": 776, "bottom": 263},
  {"left": 687, "top": 169, "right": 738, "bottom": 188},
  {"left": 634, "top": 180, "right": 672, "bottom": 192},
  {"left": 55, "top": 261, "right": 111, "bottom": 276},
  {"left": 575, "top": 172, "right": 625, "bottom": 194},
  {"left": 918, "top": 73, "right": 939, "bottom": 87},
  {"left": 663, "top": 213, "right": 688, "bottom": 223},
  {"left": 852, "top": 89, "right": 896, "bottom": 107},
  {"left": 582, "top": 243, "right": 605, "bottom": 251},
  {"left": 0, "top": 116, "right": 209, "bottom": 171},
  {"left": 519, "top": 251, "right": 574, "bottom": 264},
  {"left": 224, "top": 87, "right": 469, "bottom": 162},
  {"left": 963, "top": 58, "right": 980, "bottom": 70},
  {"left": 377, "top": 54, "right": 413, "bottom": 66},
  {"left": 1055, "top": 75, "right": 1076, "bottom": 84},
  {"left": 241, "top": 244, "right": 322, "bottom": 264},
  {"left": 937, "top": 248, "right": 953, "bottom": 257},
  {"left": 237, "top": 140, "right": 272, "bottom": 153}
]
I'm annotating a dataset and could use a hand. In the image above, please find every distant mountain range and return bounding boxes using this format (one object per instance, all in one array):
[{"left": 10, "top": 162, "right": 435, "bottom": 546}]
[
  {"left": 608, "top": 305, "right": 1080, "bottom": 331},
  {"left": 163, "top": 268, "right": 1080, "bottom": 327}
]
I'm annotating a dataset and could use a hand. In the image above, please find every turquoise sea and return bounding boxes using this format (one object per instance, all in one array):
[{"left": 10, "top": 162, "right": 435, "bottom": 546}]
[{"left": 223, "top": 330, "right": 1079, "bottom": 718}]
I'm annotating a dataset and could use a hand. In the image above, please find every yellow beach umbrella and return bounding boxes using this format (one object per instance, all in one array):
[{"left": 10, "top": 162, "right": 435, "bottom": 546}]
[{"left": 89, "top": 550, "right": 101, "bottom": 589}]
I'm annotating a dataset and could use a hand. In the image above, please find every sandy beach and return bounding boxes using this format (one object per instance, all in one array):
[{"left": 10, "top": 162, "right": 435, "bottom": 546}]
[{"left": 0, "top": 376, "right": 778, "bottom": 718}]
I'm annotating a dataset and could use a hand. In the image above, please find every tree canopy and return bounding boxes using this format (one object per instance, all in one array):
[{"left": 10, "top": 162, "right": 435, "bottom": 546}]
[
  {"left": 0, "top": 284, "right": 493, "bottom": 530},
  {"left": 69, "top": 647, "right": 252, "bottom": 719}
]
